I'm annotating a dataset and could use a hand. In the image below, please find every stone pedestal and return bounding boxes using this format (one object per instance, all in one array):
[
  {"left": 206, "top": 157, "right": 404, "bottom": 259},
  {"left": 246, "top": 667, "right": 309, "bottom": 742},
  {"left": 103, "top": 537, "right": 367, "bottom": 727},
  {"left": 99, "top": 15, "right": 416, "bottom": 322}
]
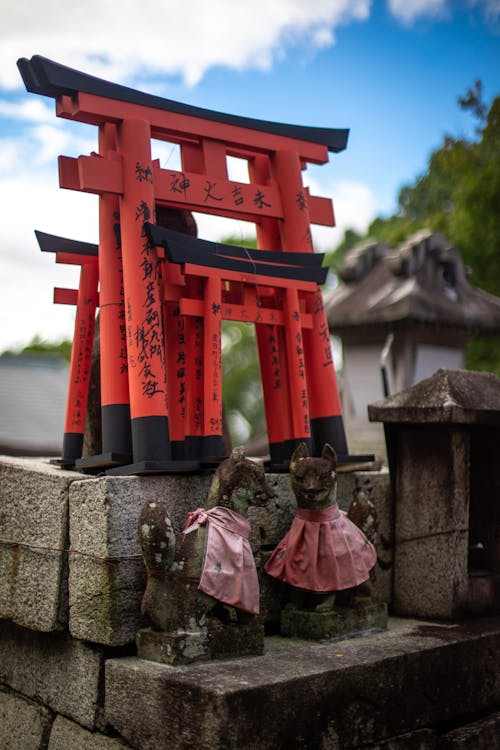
[
  {"left": 137, "top": 619, "right": 264, "bottom": 665},
  {"left": 281, "top": 599, "right": 388, "bottom": 640}
]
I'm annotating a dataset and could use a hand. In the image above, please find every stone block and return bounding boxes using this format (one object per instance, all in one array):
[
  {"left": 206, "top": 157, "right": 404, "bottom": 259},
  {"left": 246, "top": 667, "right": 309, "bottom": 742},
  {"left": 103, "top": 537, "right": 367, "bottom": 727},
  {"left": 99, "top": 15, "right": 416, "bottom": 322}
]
[
  {"left": 394, "top": 427, "right": 469, "bottom": 541},
  {"left": 68, "top": 473, "right": 211, "bottom": 646},
  {"left": 0, "top": 456, "right": 80, "bottom": 631},
  {"left": 337, "top": 469, "right": 393, "bottom": 605},
  {"left": 48, "top": 715, "right": 132, "bottom": 750},
  {"left": 247, "top": 473, "right": 296, "bottom": 556},
  {"left": 0, "top": 688, "right": 53, "bottom": 750},
  {"left": 389, "top": 426, "right": 471, "bottom": 619},
  {"left": 105, "top": 617, "right": 500, "bottom": 750},
  {"left": 0, "top": 620, "right": 103, "bottom": 729},
  {"left": 394, "top": 531, "right": 469, "bottom": 619}
]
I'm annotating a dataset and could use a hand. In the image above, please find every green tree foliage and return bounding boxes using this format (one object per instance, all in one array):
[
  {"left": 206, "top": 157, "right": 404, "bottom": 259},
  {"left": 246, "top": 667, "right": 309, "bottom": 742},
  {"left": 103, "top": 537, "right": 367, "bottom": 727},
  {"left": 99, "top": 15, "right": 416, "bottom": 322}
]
[
  {"left": 328, "top": 82, "right": 500, "bottom": 374},
  {"left": 1, "top": 334, "right": 72, "bottom": 361},
  {"left": 221, "top": 320, "right": 265, "bottom": 444},
  {"left": 216, "top": 234, "right": 266, "bottom": 445}
]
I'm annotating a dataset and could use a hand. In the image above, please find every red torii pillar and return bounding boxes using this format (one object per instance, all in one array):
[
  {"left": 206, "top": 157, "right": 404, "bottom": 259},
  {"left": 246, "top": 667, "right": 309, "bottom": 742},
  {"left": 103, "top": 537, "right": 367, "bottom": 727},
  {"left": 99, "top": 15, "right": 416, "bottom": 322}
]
[
  {"left": 76, "top": 122, "right": 133, "bottom": 470},
  {"left": 35, "top": 237, "right": 99, "bottom": 466},
  {"left": 270, "top": 149, "right": 348, "bottom": 458}
]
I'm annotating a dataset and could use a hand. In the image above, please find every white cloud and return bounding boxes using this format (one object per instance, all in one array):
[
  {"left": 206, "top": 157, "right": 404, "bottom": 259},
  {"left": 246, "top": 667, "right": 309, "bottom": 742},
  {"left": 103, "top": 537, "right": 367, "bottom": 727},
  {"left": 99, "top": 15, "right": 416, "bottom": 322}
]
[
  {"left": 388, "top": 0, "right": 448, "bottom": 24},
  {"left": 0, "top": 105, "right": 96, "bottom": 170},
  {"left": 0, "top": 0, "right": 371, "bottom": 90},
  {"left": 306, "top": 174, "right": 377, "bottom": 252},
  {"left": 0, "top": 166, "right": 97, "bottom": 351},
  {"left": 0, "top": 98, "right": 54, "bottom": 123}
]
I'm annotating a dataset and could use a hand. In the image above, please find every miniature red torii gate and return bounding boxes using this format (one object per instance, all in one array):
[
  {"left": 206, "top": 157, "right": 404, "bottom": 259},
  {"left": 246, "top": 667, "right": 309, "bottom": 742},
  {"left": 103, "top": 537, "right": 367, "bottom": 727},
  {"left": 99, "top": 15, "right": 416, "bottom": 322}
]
[{"left": 19, "top": 55, "right": 359, "bottom": 474}]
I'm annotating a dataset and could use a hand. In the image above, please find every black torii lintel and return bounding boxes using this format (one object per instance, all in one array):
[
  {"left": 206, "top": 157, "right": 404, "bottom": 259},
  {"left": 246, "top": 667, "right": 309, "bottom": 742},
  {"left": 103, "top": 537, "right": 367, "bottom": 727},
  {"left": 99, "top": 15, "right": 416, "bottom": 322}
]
[
  {"left": 146, "top": 224, "right": 325, "bottom": 266},
  {"left": 17, "top": 56, "right": 349, "bottom": 154},
  {"left": 145, "top": 224, "right": 329, "bottom": 285},
  {"left": 35, "top": 229, "right": 98, "bottom": 256}
]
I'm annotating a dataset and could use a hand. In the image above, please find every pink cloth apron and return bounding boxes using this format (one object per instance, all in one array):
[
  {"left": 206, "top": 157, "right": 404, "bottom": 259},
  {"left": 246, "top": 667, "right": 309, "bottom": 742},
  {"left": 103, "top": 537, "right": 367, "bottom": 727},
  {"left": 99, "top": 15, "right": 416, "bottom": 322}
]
[
  {"left": 264, "top": 504, "right": 376, "bottom": 592},
  {"left": 182, "top": 506, "right": 259, "bottom": 615}
]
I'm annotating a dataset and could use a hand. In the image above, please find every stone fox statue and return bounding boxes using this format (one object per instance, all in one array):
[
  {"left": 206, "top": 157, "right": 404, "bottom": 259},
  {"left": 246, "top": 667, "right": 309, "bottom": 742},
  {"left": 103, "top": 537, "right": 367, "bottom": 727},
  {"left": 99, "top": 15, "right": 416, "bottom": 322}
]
[
  {"left": 264, "top": 442, "right": 377, "bottom": 609},
  {"left": 138, "top": 448, "right": 274, "bottom": 635}
]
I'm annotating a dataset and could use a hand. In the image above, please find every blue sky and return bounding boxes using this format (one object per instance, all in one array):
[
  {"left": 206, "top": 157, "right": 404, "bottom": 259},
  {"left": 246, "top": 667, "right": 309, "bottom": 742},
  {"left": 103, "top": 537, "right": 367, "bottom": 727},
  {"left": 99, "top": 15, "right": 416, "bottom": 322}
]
[{"left": 0, "top": 0, "right": 499, "bottom": 350}]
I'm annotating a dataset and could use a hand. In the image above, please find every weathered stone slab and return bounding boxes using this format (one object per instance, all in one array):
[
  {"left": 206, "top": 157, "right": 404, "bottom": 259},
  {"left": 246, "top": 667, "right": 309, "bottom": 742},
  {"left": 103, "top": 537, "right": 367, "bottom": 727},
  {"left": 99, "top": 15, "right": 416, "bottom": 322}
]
[
  {"left": 364, "top": 728, "right": 436, "bottom": 749},
  {"left": 48, "top": 715, "right": 132, "bottom": 750},
  {"left": 0, "top": 620, "right": 103, "bottom": 729},
  {"left": 0, "top": 688, "right": 53, "bottom": 750},
  {"left": 105, "top": 616, "right": 500, "bottom": 750},
  {"left": 439, "top": 709, "right": 500, "bottom": 748},
  {"left": 0, "top": 456, "right": 81, "bottom": 631}
]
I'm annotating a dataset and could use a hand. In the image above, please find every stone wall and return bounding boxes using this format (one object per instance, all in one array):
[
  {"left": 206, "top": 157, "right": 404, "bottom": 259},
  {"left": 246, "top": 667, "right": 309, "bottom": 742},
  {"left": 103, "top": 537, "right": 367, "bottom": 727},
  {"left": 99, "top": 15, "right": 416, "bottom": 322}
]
[{"left": 1, "top": 455, "right": 499, "bottom": 749}]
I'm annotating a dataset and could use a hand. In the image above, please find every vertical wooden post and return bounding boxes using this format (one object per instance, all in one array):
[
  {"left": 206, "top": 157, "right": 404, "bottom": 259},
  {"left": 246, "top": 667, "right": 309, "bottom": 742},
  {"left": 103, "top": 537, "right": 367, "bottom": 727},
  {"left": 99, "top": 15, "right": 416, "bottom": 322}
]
[
  {"left": 304, "top": 289, "right": 348, "bottom": 457},
  {"left": 281, "top": 287, "right": 313, "bottom": 454},
  {"left": 163, "top": 301, "right": 186, "bottom": 458},
  {"left": 77, "top": 123, "right": 132, "bottom": 470},
  {"left": 271, "top": 149, "right": 347, "bottom": 457},
  {"left": 60, "top": 260, "right": 99, "bottom": 464},
  {"left": 250, "top": 154, "right": 294, "bottom": 468},
  {"left": 202, "top": 273, "right": 225, "bottom": 461},
  {"left": 116, "top": 118, "right": 170, "bottom": 466},
  {"left": 180, "top": 142, "right": 224, "bottom": 462},
  {"left": 184, "top": 277, "right": 205, "bottom": 459}
]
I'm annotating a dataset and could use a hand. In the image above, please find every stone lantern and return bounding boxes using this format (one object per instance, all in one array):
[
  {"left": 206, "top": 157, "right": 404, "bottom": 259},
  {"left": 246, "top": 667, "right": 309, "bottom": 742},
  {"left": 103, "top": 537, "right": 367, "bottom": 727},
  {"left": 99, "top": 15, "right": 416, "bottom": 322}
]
[
  {"left": 369, "top": 368, "right": 500, "bottom": 620},
  {"left": 325, "top": 231, "right": 500, "bottom": 455}
]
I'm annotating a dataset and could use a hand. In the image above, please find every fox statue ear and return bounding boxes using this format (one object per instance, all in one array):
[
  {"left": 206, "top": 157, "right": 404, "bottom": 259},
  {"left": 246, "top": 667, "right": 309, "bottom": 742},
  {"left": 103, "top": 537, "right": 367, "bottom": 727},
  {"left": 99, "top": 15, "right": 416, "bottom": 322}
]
[
  {"left": 290, "top": 442, "right": 309, "bottom": 466},
  {"left": 321, "top": 443, "right": 337, "bottom": 471},
  {"left": 290, "top": 442, "right": 309, "bottom": 471}
]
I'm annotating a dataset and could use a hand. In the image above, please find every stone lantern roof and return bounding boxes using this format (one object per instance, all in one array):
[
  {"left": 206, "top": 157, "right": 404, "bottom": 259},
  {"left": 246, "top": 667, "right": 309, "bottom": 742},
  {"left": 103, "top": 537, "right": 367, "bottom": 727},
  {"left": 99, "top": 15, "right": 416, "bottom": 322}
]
[
  {"left": 368, "top": 367, "right": 500, "bottom": 425},
  {"left": 326, "top": 230, "right": 500, "bottom": 335}
]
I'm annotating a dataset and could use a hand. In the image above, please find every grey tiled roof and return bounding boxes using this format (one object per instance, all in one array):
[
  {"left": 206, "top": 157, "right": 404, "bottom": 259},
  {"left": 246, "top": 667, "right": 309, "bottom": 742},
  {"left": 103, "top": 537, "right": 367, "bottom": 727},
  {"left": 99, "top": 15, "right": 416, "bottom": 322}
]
[
  {"left": 0, "top": 356, "right": 68, "bottom": 455},
  {"left": 326, "top": 231, "right": 500, "bottom": 334}
]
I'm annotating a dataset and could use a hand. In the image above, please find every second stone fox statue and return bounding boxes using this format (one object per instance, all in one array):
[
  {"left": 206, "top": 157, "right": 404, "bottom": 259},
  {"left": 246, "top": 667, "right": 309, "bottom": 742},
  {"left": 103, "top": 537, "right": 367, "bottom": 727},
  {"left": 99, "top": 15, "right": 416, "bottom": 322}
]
[{"left": 264, "top": 442, "right": 386, "bottom": 638}]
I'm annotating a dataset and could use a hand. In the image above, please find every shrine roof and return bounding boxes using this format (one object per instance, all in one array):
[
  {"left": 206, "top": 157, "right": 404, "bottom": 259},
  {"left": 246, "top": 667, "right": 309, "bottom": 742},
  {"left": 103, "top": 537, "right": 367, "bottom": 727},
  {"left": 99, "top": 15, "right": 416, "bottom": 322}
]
[
  {"left": 325, "top": 230, "right": 500, "bottom": 335},
  {"left": 18, "top": 55, "right": 349, "bottom": 154}
]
